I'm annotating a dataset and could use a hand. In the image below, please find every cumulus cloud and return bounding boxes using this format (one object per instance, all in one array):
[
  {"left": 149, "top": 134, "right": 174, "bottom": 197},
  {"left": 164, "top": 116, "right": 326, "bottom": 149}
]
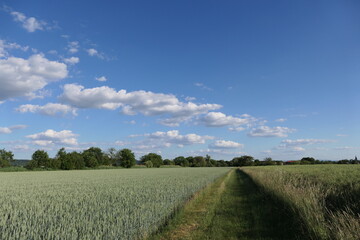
[
  {"left": 0, "top": 125, "right": 27, "bottom": 134},
  {"left": 209, "top": 140, "right": 244, "bottom": 149},
  {"left": 10, "top": 11, "right": 47, "bottom": 32},
  {"left": 60, "top": 84, "right": 221, "bottom": 125},
  {"left": 95, "top": 76, "right": 107, "bottom": 82},
  {"left": 0, "top": 54, "right": 68, "bottom": 100},
  {"left": 26, "top": 129, "right": 78, "bottom": 146},
  {"left": 16, "top": 103, "right": 77, "bottom": 116},
  {"left": 275, "top": 118, "right": 287, "bottom": 122},
  {"left": 200, "top": 112, "right": 250, "bottom": 127},
  {"left": 248, "top": 126, "right": 296, "bottom": 137},
  {"left": 144, "top": 130, "right": 214, "bottom": 146},
  {"left": 121, "top": 130, "right": 213, "bottom": 155},
  {"left": 64, "top": 57, "right": 79, "bottom": 65}
]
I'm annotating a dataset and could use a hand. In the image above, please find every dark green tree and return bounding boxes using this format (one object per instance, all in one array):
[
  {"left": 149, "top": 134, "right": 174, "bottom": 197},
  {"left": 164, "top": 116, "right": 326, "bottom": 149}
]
[
  {"left": 173, "top": 156, "right": 186, "bottom": 166},
  {"left": 32, "top": 150, "right": 51, "bottom": 168},
  {"left": 118, "top": 148, "right": 136, "bottom": 168},
  {"left": 300, "top": 157, "right": 316, "bottom": 165},
  {"left": 83, "top": 147, "right": 104, "bottom": 165},
  {"left": 193, "top": 156, "right": 206, "bottom": 167},
  {"left": 231, "top": 155, "right": 254, "bottom": 167},
  {"left": 141, "top": 153, "right": 163, "bottom": 168},
  {"left": 163, "top": 159, "right": 174, "bottom": 165},
  {"left": 0, "top": 149, "right": 14, "bottom": 167}
]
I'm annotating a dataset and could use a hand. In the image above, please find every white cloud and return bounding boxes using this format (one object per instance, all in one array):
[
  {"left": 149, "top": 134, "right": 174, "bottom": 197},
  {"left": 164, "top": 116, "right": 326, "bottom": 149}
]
[
  {"left": 68, "top": 41, "right": 79, "bottom": 54},
  {"left": 87, "top": 48, "right": 98, "bottom": 56},
  {"left": 95, "top": 76, "right": 107, "bottom": 82},
  {"left": 10, "top": 11, "right": 47, "bottom": 32},
  {"left": 16, "top": 103, "right": 77, "bottom": 116},
  {"left": 275, "top": 118, "right": 287, "bottom": 122},
  {"left": 185, "top": 96, "right": 196, "bottom": 101},
  {"left": 248, "top": 126, "right": 296, "bottom": 137},
  {"left": 144, "top": 130, "right": 214, "bottom": 146},
  {"left": 281, "top": 139, "right": 334, "bottom": 146},
  {"left": 333, "top": 146, "right": 357, "bottom": 150},
  {"left": 122, "top": 130, "right": 214, "bottom": 156},
  {"left": 0, "top": 39, "right": 29, "bottom": 58},
  {"left": 209, "top": 140, "right": 244, "bottom": 149},
  {"left": 0, "top": 125, "right": 27, "bottom": 134},
  {"left": 27, "top": 129, "right": 78, "bottom": 146},
  {"left": 228, "top": 127, "right": 245, "bottom": 132},
  {"left": 60, "top": 84, "right": 221, "bottom": 125},
  {"left": 200, "top": 112, "right": 250, "bottom": 127},
  {"left": 13, "top": 145, "right": 30, "bottom": 151},
  {"left": 336, "top": 134, "right": 348, "bottom": 137},
  {"left": 64, "top": 57, "right": 79, "bottom": 65},
  {"left": 87, "top": 48, "right": 104, "bottom": 59},
  {"left": 0, "top": 54, "right": 68, "bottom": 100},
  {"left": 194, "top": 82, "right": 212, "bottom": 91}
]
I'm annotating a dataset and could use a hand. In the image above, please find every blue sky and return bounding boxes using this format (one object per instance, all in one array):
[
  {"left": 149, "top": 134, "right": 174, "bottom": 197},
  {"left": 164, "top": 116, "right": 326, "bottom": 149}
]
[{"left": 1, "top": 0, "right": 359, "bottom": 160}]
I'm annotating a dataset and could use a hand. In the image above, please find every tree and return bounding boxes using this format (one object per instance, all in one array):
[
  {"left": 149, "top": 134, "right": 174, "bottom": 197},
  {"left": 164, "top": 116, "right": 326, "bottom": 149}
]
[
  {"left": 60, "top": 152, "right": 85, "bottom": 170},
  {"left": 264, "top": 157, "right": 275, "bottom": 166},
  {"left": 231, "top": 155, "right": 254, "bottom": 167},
  {"left": 118, "top": 148, "right": 136, "bottom": 168},
  {"left": 0, "top": 149, "right": 14, "bottom": 168},
  {"left": 83, "top": 147, "right": 104, "bottom": 166},
  {"left": 145, "top": 161, "right": 153, "bottom": 168},
  {"left": 193, "top": 156, "right": 206, "bottom": 167},
  {"left": 83, "top": 153, "right": 98, "bottom": 168},
  {"left": 32, "top": 150, "right": 51, "bottom": 168},
  {"left": 141, "top": 153, "right": 163, "bottom": 168},
  {"left": 173, "top": 156, "right": 186, "bottom": 166},
  {"left": 106, "top": 147, "right": 118, "bottom": 166},
  {"left": 300, "top": 157, "right": 316, "bottom": 165},
  {"left": 163, "top": 159, "right": 174, "bottom": 165}
]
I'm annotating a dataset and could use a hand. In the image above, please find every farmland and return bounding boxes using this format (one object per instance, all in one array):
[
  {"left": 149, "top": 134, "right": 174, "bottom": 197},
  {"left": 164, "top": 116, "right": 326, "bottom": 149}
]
[
  {"left": 0, "top": 168, "right": 229, "bottom": 239},
  {"left": 242, "top": 165, "right": 360, "bottom": 240}
]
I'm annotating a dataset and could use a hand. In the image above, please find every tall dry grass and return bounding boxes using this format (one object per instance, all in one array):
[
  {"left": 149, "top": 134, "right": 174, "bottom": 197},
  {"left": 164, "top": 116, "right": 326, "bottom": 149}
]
[{"left": 242, "top": 165, "right": 360, "bottom": 240}]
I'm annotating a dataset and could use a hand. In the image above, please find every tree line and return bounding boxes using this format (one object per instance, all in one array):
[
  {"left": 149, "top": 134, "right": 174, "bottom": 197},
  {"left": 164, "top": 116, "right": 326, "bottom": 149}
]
[{"left": 0, "top": 148, "right": 358, "bottom": 170}]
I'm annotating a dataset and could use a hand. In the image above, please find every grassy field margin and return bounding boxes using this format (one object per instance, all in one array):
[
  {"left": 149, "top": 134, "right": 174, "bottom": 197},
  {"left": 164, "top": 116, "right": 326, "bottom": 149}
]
[
  {"left": 242, "top": 165, "right": 360, "bottom": 240},
  {"left": 150, "top": 168, "right": 301, "bottom": 240}
]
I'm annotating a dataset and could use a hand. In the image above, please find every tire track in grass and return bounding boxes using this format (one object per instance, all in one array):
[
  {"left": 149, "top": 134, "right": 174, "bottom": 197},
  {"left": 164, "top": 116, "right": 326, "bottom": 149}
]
[{"left": 150, "top": 169, "right": 302, "bottom": 240}]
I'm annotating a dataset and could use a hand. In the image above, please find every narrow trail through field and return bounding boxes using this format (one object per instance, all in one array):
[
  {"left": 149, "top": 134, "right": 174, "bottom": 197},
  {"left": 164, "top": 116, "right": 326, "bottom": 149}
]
[{"left": 150, "top": 169, "right": 302, "bottom": 240}]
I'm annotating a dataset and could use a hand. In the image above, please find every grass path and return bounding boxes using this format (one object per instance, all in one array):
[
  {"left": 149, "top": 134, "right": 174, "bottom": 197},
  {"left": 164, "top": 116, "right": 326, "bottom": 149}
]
[{"left": 150, "top": 169, "right": 303, "bottom": 240}]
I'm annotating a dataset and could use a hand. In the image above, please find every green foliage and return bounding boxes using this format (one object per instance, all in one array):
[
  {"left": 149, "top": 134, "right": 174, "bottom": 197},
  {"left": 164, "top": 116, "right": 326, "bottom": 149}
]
[
  {"left": 163, "top": 159, "right": 174, "bottom": 165},
  {"left": 141, "top": 153, "right": 163, "bottom": 168},
  {"left": 231, "top": 155, "right": 254, "bottom": 167},
  {"left": 118, "top": 148, "right": 136, "bottom": 168},
  {"left": 83, "top": 147, "right": 104, "bottom": 166},
  {"left": 300, "top": 157, "right": 316, "bottom": 165},
  {"left": 193, "top": 156, "right": 206, "bottom": 167},
  {"left": 0, "top": 149, "right": 13, "bottom": 167},
  {"left": 26, "top": 150, "right": 51, "bottom": 169},
  {"left": 145, "top": 160, "right": 153, "bottom": 168}
]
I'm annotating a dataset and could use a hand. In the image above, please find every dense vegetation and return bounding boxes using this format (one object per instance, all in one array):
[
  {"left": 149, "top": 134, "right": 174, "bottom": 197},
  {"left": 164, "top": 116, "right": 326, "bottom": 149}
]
[
  {"left": 242, "top": 165, "right": 360, "bottom": 240},
  {"left": 0, "top": 168, "right": 230, "bottom": 239},
  {"left": 0, "top": 147, "right": 358, "bottom": 171}
]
